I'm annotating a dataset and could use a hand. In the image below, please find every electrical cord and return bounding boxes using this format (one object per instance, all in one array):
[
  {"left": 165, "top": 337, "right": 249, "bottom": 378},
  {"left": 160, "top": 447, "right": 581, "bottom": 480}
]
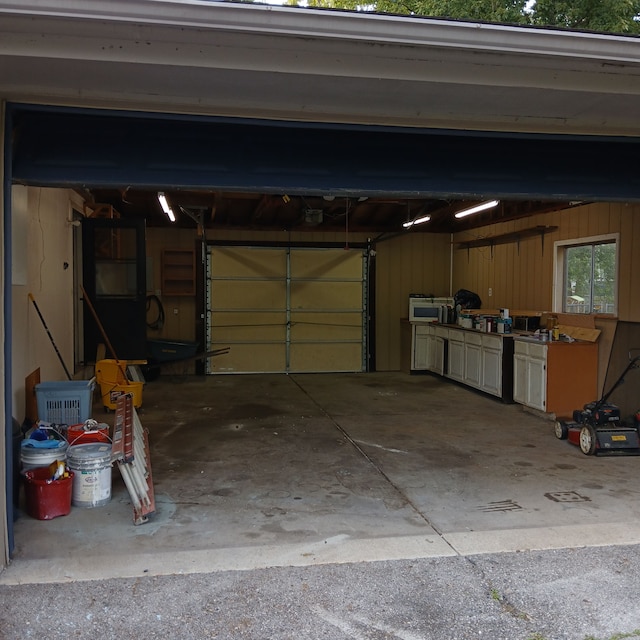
[{"left": 146, "top": 294, "right": 165, "bottom": 330}]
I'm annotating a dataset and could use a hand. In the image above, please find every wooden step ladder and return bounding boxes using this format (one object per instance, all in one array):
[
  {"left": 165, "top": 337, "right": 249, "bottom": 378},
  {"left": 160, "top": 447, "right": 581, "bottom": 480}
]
[{"left": 112, "top": 393, "right": 155, "bottom": 525}]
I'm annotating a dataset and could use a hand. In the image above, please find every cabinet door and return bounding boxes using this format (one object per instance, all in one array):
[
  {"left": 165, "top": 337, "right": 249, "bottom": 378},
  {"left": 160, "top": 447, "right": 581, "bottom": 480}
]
[
  {"left": 545, "top": 343, "right": 597, "bottom": 416},
  {"left": 482, "top": 348, "right": 502, "bottom": 396},
  {"left": 448, "top": 338, "right": 465, "bottom": 381},
  {"left": 433, "top": 337, "right": 445, "bottom": 376},
  {"left": 513, "top": 354, "right": 528, "bottom": 404},
  {"left": 413, "top": 326, "right": 429, "bottom": 370},
  {"left": 464, "top": 342, "right": 482, "bottom": 387},
  {"left": 425, "top": 334, "right": 436, "bottom": 371},
  {"left": 414, "top": 333, "right": 429, "bottom": 369},
  {"left": 526, "top": 357, "right": 546, "bottom": 411}
]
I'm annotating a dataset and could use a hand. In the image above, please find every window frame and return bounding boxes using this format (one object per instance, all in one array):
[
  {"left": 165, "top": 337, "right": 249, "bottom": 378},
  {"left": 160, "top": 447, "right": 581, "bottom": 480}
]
[{"left": 552, "top": 233, "right": 619, "bottom": 316}]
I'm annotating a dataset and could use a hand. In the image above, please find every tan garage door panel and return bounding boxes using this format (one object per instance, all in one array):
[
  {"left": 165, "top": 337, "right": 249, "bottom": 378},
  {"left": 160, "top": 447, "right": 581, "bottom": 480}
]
[
  {"left": 289, "top": 343, "right": 362, "bottom": 372},
  {"left": 290, "top": 312, "right": 362, "bottom": 341},
  {"left": 212, "top": 247, "right": 287, "bottom": 278},
  {"left": 290, "top": 248, "right": 363, "bottom": 279},
  {"left": 211, "top": 311, "right": 286, "bottom": 342},
  {"left": 208, "top": 246, "right": 365, "bottom": 373},
  {"left": 210, "top": 343, "right": 286, "bottom": 374},
  {"left": 214, "top": 280, "right": 286, "bottom": 309},
  {"left": 289, "top": 249, "right": 363, "bottom": 373},
  {"left": 209, "top": 247, "right": 288, "bottom": 373},
  {"left": 290, "top": 281, "right": 362, "bottom": 310}
]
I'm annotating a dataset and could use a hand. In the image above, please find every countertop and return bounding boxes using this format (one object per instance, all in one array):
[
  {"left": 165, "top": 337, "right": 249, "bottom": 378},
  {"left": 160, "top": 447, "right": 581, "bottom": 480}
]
[{"left": 437, "top": 323, "right": 590, "bottom": 345}]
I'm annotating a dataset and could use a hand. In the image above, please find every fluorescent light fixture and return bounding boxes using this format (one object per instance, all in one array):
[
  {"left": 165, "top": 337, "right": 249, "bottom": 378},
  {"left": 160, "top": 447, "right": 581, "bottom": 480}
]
[
  {"left": 402, "top": 214, "right": 431, "bottom": 229},
  {"left": 157, "top": 192, "right": 176, "bottom": 222},
  {"left": 454, "top": 199, "right": 499, "bottom": 219}
]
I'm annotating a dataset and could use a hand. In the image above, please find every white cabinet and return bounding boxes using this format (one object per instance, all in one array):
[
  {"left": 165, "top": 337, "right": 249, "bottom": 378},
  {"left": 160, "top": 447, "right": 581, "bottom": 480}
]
[
  {"left": 430, "top": 326, "right": 448, "bottom": 376},
  {"left": 424, "top": 325, "right": 448, "bottom": 375},
  {"left": 411, "top": 324, "right": 430, "bottom": 370},
  {"left": 408, "top": 323, "right": 516, "bottom": 402},
  {"left": 513, "top": 351, "right": 527, "bottom": 404},
  {"left": 513, "top": 339, "right": 597, "bottom": 416},
  {"left": 425, "top": 326, "right": 437, "bottom": 371},
  {"left": 513, "top": 341, "right": 548, "bottom": 411},
  {"left": 527, "top": 357, "right": 547, "bottom": 410},
  {"left": 481, "top": 334, "right": 503, "bottom": 396},
  {"left": 447, "top": 331, "right": 465, "bottom": 381},
  {"left": 445, "top": 328, "right": 513, "bottom": 400},
  {"left": 464, "top": 332, "right": 482, "bottom": 387},
  {"left": 409, "top": 324, "right": 448, "bottom": 375}
]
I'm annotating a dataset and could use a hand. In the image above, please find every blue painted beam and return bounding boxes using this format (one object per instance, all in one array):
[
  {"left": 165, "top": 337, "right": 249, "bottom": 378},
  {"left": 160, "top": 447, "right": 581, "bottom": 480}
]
[{"left": 9, "top": 104, "right": 640, "bottom": 202}]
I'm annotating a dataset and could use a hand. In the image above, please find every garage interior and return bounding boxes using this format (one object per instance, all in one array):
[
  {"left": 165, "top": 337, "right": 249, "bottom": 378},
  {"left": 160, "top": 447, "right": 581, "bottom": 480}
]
[
  {"left": 5, "top": 1, "right": 640, "bottom": 580},
  {"left": 7, "top": 101, "right": 640, "bottom": 583},
  {"left": 6, "top": 99, "right": 640, "bottom": 586}
]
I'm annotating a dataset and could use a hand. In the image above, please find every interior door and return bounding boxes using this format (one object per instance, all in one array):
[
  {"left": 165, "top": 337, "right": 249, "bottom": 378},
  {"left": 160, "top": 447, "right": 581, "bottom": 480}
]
[{"left": 81, "top": 217, "right": 147, "bottom": 361}]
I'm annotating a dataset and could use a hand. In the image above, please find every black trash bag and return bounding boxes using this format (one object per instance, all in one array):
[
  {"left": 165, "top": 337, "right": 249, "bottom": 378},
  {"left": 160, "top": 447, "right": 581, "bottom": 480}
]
[{"left": 454, "top": 289, "right": 482, "bottom": 309}]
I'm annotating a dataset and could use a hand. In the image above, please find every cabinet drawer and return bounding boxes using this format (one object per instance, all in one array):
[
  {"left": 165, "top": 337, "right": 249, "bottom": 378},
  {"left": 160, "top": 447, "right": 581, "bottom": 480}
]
[
  {"left": 434, "top": 326, "right": 449, "bottom": 339},
  {"left": 515, "top": 340, "right": 546, "bottom": 356},
  {"left": 514, "top": 340, "right": 528, "bottom": 355},
  {"left": 482, "top": 334, "right": 502, "bottom": 351},
  {"left": 528, "top": 343, "right": 547, "bottom": 359},
  {"left": 448, "top": 329, "right": 465, "bottom": 343},
  {"left": 414, "top": 325, "right": 430, "bottom": 336},
  {"left": 465, "top": 332, "right": 482, "bottom": 346}
]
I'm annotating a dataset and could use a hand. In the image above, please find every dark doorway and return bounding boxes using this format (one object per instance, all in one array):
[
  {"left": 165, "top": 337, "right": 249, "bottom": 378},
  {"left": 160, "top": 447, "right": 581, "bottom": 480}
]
[{"left": 81, "top": 217, "right": 147, "bottom": 361}]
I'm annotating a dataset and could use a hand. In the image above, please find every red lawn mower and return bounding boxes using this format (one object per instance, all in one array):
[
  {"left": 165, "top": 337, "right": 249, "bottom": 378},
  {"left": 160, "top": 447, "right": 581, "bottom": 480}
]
[{"left": 554, "top": 350, "right": 640, "bottom": 455}]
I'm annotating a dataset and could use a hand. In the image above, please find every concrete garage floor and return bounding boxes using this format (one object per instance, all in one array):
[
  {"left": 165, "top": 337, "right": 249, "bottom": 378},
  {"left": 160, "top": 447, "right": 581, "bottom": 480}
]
[{"left": 6, "top": 371, "right": 640, "bottom": 585}]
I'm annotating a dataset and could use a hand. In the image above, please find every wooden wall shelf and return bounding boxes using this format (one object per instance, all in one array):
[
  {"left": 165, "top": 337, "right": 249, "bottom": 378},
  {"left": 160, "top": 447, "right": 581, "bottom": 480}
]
[
  {"left": 161, "top": 249, "right": 196, "bottom": 296},
  {"left": 456, "top": 225, "right": 558, "bottom": 256}
]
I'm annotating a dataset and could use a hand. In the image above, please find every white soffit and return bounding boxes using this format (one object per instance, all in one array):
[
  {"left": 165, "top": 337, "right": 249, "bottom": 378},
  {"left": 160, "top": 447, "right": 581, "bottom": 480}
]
[{"left": 0, "top": 0, "right": 639, "bottom": 135}]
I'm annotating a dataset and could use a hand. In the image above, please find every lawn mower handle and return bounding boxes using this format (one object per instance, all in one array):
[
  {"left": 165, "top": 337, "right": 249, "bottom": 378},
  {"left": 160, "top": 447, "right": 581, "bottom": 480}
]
[{"left": 597, "top": 349, "right": 640, "bottom": 407}]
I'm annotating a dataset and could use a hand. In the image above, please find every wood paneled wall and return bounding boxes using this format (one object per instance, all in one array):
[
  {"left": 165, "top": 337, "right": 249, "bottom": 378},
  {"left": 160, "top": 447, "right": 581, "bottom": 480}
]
[
  {"left": 146, "top": 227, "right": 452, "bottom": 372},
  {"left": 452, "top": 202, "right": 640, "bottom": 320},
  {"left": 145, "top": 202, "right": 640, "bottom": 375},
  {"left": 452, "top": 202, "right": 640, "bottom": 391},
  {"left": 374, "top": 231, "right": 452, "bottom": 371},
  {"left": 146, "top": 228, "right": 199, "bottom": 343}
]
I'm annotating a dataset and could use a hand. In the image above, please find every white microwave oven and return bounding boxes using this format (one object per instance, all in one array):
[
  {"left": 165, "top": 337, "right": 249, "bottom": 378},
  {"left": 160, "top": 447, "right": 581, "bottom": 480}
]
[{"left": 408, "top": 297, "right": 454, "bottom": 323}]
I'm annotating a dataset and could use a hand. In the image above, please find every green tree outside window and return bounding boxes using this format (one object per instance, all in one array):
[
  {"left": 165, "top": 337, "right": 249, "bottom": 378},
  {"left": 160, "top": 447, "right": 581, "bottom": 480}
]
[{"left": 564, "top": 241, "right": 616, "bottom": 314}]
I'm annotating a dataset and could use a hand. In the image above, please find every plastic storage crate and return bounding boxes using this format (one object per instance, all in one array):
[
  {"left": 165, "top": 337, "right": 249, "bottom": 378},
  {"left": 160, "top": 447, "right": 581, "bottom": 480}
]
[{"left": 35, "top": 380, "right": 95, "bottom": 425}]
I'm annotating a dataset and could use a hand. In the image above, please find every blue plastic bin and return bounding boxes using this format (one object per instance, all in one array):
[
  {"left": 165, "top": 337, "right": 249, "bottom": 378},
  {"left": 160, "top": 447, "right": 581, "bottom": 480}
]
[{"left": 35, "top": 379, "right": 95, "bottom": 425}]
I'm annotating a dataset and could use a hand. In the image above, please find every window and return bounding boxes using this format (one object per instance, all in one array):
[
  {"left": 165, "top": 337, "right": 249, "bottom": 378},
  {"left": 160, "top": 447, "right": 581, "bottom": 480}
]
[{"left": 553, "top": 234, "right": 618, "bottom": 315}]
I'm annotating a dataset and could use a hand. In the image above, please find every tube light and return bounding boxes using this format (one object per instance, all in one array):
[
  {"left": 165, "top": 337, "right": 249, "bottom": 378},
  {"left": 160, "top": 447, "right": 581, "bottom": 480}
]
[
  {"left": 454, "top": 199, "right": 499, "bottom": 219},
  {"left": 157, "top": 192, "right": 176, "bottom": 222},
  {"left": 402, "top": 215, "right": 431, "bottom": 229}
]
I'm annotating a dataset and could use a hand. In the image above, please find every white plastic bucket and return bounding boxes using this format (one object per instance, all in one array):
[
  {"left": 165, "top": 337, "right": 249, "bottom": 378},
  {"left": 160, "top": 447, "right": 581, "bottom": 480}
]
[
  {"left": 20, "top": 440, "right": 68, "bottom": 473},
  {"left": 67, "top": 443, "right": 112, "bottom": 508}
]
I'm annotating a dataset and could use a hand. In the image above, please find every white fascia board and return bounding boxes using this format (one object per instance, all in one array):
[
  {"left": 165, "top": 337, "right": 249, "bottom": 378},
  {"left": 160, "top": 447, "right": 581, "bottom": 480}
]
[{"left": 0, "top": 0, "right": 639, "bottom": 65}]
